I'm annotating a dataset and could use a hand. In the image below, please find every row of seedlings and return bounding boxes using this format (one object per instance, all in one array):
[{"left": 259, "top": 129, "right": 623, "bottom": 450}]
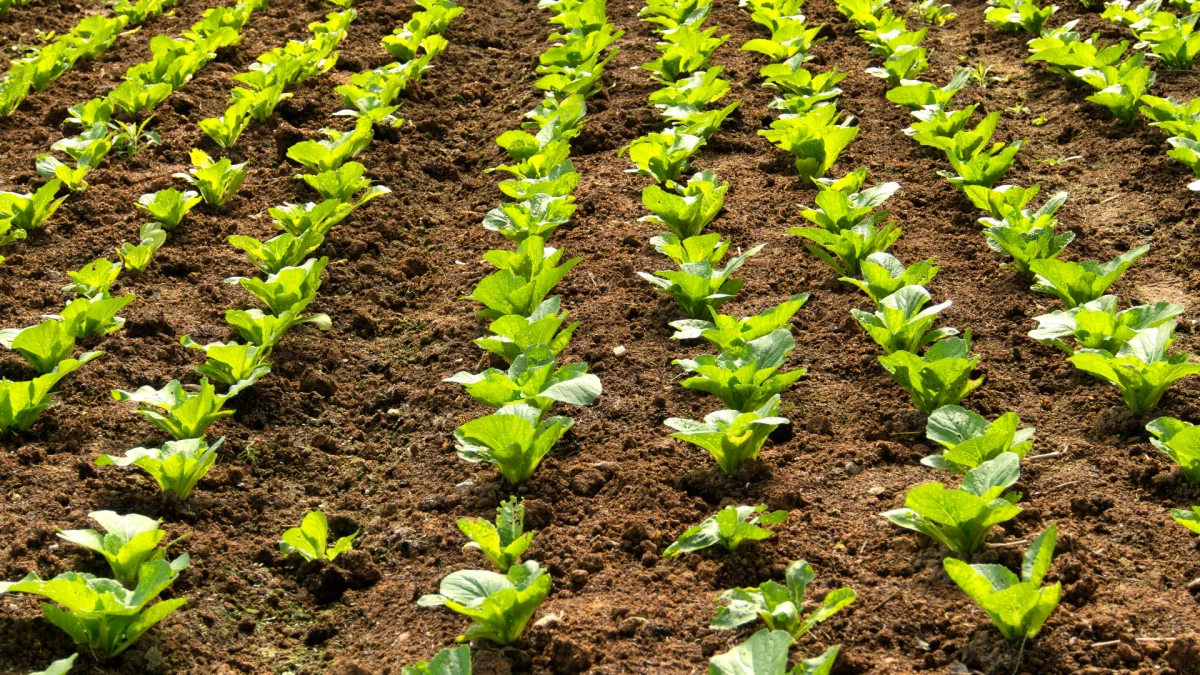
[
  {"left": 795, "top": 0, "right": 1068, "bottom": 653},
  {"left": 626, "top": 0, "right": 857, "bottom": 671},
  {"left": 200, "top": 7, "right": 358, "bottom": 149},
  {"left": 0, "top": 1, "right": 383, "bottom": 670},
  {"left": 0, "top": 0, "right": 272, "bottom": 268},
  {"left": 0, "top": 0, "right": 176, "bottom": 118},
  {"left": 119, "top": 4, "right": 365, "bottom": 271},
  {"left": 417, "top": 0, "right": 616, "bottom": 665},
  {"left": 977, "top": 3, "right": 1200, "bottom": 538},
  {"left": 0, "top": 0, "right": 279, "bottom": 443},
  {"left": 1028, "top": 0, "right": 1200, "bottom": 190}
]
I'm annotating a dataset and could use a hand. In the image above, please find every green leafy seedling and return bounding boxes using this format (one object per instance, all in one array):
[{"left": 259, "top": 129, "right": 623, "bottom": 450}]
[
  {"left": 457, "top": 496, "right": 536, "bottom": 573},
  {"left": 136, "top": 189, "right": 202, "bottom": 231},
  {"left": 712, "top": 560, "right": 856, "bottom": 638},
  {"left": 883, "top": 453, "right": 1023, "bottom": 553},
  {"left": 665, "top": 395, "right": 790, "bottom": 474},
  {"left": 1068, "top": 324, "right": 1200, "bottom": 414},
  {"left": 280, "top": 511, "right": 358, "bottom": 562},
  {"left": 453, "top": 404, "right": 573, "bottom": 484},
  {"left": 674, "top": 329, "right": 807, "bottom": 412},
  {"left": 669, "top": 294, "right": 808, "bottom": 350},
  {"left": 664, "top": 505, "right": 788, "bottom": 558},
  {"left": 708, "top": 629, "right": 840, "bottom": 675},
  {"left": 112, "top": 378, "right": 245, "bottom": 440},
  {"left": 1029, "top": 246, "right": 1149, "bottom": 308},
  {"left": 0, "top": 558, "right": 189, "bottom": 657},
  {"left": 172, "top": 149, "right": 247, "bottom": 207},
  {"left": 57, "top": 511, "right": 180, "bottom": 586},
  {"left": 944, "top": 524, "right": 1062, "bottom": 641},
  {"left": 96, "top": 437, "right": 223, "bottom": 501},
  {"left": 180, "top": 337, "right": 271, "bottom": 387},
  {"left": 922, "top": 405, "right": 1035, "bottom": 474},
  {"left": 418, "top": 561, "right": 551, "bottom": 645}
]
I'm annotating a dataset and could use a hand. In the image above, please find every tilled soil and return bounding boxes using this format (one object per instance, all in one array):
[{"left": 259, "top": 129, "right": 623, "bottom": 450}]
[{"left": 0, "top": 0, "right": 1199, "bottom": 673}]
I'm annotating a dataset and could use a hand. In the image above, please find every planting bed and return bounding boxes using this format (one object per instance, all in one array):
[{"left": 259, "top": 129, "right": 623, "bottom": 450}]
[{"left": 0, "top": 0, "right": 1199, "bottom": 673}]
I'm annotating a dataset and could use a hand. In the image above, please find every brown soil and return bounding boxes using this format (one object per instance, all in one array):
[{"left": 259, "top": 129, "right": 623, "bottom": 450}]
[{"left": 0, "top": 0, "right": 1198, "bottom": 673}]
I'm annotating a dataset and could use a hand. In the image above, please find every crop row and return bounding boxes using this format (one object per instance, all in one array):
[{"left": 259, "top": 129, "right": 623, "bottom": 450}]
[
  {"left": 977, "top": 0, "right": 1200, "bottom": 536},
  {"left": 0, "top": 1, "right": 462, "bottom": 671},
  {"left": 414, "top": 0, "right": 617, "bottom": 666},
  {"left": 993, "top": 0, "right": 1200, "bottom": 190},
  {"left": 822, "top": 0, "right": 1200, "bottom": 652},
  {"left": 200, "top": 6, "right": 358, "bottom": 148},
  {"left": 625, "top": 0, "right": 854, "bottom": 670},
  {"left": 0, "top": 0, "right": 272, "bottom": 268},
  {"left": 0, "top": 0, "right": 176, "bottom": 118}
]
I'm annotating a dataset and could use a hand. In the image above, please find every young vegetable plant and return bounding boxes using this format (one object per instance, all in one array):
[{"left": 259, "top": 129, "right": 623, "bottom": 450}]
[
  {"left": 878, "top": 335, "right": 983, "bottom": 413},
  {"left": 1029, "top": 295, "right": 1183, "bottom": 355},
  {"left": 663, "top": 505, "right": 788, "bottom": 558},
  {"left": 172, "top": 149, "right": 247, "bottom": 207},
  {"left": 230, "top": 230, "right": 326, "bottom": 275},
  {"left": 136, "top": 188, "right": 202, "bottom": 231},
  {"left": 453, "top": 404, "right": 574, "bottom": 484},
  {"left": 231, "top": 256, "right": 328, "bottom": 315},
  {"left": 0, "top": 319, "right": 90, "bottom": 374},
  {"left": 665, "top": 395, "right": 789, "bottom": 474},
  {"left": 225, "top": 304, "right": 332, "bottom": 349},
  {"left": 787, "top": 171, "right": 901, "bottom": 277},
  {"left": 842, "top": 254, "right": 938, "bottom": 303},
  {"left": 482, "top": 193, "right": 577, "bottom": 242},
  {"left": 457, "top": 496, "right": 536, "bottom": 573},
  {"left": 116, "top": 223, "right": 167, "bottom": 273},
  {"left": 639, "top": 241, "right": 763, "bottom": 319},
  {"left": 1146, "top": 417, "right": 1200, "bottom": 483},
  {"left": 0, "top": 179, "right": 67, "bottom": 232},
  {"left": 466, "top": 237, "right": 580, "bottom": 318},
  {"left": 1029, "top": 246, "right": 1149, "bottom": 308},
  {"left": 199, "top": 101, "right": 252, "bottom": 149},
  {"left": 57, "top": 511, "right": 182, "bottom": 586},
  {"left": 759, "top": 104, "right": 859, "bottom": 182},
  {"left": 112, "top": 378, "right": 245, "bottom": 439},
  {"left": 299, "top": 162, "right": 391, "bottom": 203},
  {"left": 180, "top": 337, "right": 271, "bottom": 387},
  {"left": 64, "top": 258, "right": 121, "bottom": 299},
  {"left": 985, "top": 0, "right": 1058, "bottom": 35},
  {"left": 674, "top": 329, "right": 807, "bottom": 411},
  {"left": 708, "top": 629, "right": 840, "bottom": 675},
  {"left": 640, "top": 170, "right": 728, "bottom": 239},
  {"left": 57, "top": 293, "right": 136, "bottom": 339},
  {"left": 280, "top": 511, "right": 358, "bottom": 562},
  {"left": 287, "top": 118, "right": 374, "bottom": 173},
  {"left": 883, "top": 453, "right": 1023, "bottom": 553},
  {"left": 1172, "top": 506, "right": 1200, "bottom": 534},
  {"left": 474, "top": 297, "right": 579, "bottom": 363},
  {"left": 96, "top": 437, "right": 223, "bottom": 501},
  {"left": 1068, "top": 324, "right": 1200, "bottom": 414},
  {"left": 711, "top": 560, "right": 856, "bottom": 638},
  {"left": 944, "top": 525, "right": 1062, "bottom": 642},
  {"left": 445, "top": 344, "right": 601, "bottom": 415},
  {"left": 400, "top": 646, "right": 472, "bottom": 675},
  {"left": 621, "top": 128, "right": 705, "bottom": 184},
  {"left": 418, "top": 561, "right": 552, "bottom": 645},
  {"left": 0, "top": 353, "right": 100, "bottom": 433},
  {"left": 669, "top": 294, "right": 808, "bottom": 350},
  {"left": 922, "top": 404, "right": 1034, "bottom": 472},
  {"left": 0, "top": 558, "right": 188, "bottom": 657},
  {"left": 852, "top": 285, "right": 957, "bottom": 354}
]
